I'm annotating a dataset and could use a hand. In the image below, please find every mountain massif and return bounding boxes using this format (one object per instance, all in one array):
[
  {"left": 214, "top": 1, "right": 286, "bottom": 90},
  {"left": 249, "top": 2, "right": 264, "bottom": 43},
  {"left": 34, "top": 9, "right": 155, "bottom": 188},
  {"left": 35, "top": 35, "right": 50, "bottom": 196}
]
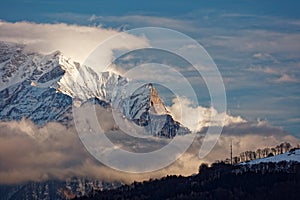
[{"left": 0, "top": 42, "right": 189, "bottom": 138}]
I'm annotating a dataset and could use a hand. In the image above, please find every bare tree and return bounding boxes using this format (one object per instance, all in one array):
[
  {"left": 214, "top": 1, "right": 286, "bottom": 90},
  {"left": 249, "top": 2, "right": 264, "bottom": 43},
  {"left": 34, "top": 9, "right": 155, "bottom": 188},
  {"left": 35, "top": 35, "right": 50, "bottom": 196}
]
[{"left": 256, "top": 149, "right": 262, "bottom": 159}]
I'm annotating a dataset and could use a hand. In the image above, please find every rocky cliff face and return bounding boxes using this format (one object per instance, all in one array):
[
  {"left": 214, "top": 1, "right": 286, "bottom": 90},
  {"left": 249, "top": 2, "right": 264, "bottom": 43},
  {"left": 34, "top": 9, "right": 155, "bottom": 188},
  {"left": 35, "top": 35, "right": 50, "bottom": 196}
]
[
  {"left": 0, "top": 42, "right": 190, "bottom": 137},
  {"left": 150, "top": 84, "right": 168, "bottom": 115}
]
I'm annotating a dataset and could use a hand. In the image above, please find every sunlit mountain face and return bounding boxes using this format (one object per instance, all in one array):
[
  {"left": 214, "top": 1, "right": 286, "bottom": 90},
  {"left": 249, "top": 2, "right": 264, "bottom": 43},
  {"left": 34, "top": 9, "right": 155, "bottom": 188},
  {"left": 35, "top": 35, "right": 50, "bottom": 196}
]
[{"left": 0, "top": 0, "right": 300, "bottom": 199}]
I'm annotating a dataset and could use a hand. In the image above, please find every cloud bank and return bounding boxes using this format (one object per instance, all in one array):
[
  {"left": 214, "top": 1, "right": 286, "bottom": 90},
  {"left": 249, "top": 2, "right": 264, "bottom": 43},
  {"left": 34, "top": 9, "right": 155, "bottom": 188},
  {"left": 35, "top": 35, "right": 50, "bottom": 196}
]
[
  {"left": 167, "top": 97, "right": 246, "bottom": 132},
  {"left": 0, "top": 21, "right": 148, "bottom": 66},
  {"left": 0, "top": 116, "right": 298, "bottom": 184}
]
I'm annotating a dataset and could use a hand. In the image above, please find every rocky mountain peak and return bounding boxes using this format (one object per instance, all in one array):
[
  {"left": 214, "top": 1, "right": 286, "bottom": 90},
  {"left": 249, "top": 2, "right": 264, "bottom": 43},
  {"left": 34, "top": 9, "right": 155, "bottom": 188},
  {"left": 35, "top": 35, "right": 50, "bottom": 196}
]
[{"left": 149, "top": 84, "right": 168, "bottom": 115}]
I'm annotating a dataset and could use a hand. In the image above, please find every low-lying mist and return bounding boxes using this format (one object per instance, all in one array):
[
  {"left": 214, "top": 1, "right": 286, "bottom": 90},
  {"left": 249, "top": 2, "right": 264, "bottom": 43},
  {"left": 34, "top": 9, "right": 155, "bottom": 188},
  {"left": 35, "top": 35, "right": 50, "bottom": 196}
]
[{"left": 0, "top": 107, "right": 298, "bottom": 184}]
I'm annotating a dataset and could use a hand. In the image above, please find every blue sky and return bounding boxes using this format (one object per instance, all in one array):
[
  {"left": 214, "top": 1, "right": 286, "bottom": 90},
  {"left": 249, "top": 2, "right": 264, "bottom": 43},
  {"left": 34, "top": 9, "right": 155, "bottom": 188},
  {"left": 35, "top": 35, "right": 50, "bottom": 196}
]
[
  {"left": 1, "top": 0, "right": 300, "bottom": 136},
  {"left": 1, "top": 0, "right": 300, "bottom": 22}
]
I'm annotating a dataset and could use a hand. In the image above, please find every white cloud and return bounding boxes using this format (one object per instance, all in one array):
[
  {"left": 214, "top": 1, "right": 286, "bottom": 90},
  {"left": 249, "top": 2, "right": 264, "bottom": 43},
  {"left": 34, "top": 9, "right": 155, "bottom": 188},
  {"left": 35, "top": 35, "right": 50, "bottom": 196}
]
[
  {"left": 274, "top": 73, "right": 299, "bottom": 84},
  {"left": 167, "top": 97, "right": 246, "bottom": 132},
  {"left": 252, "top": 52, "right": 279, "bottom": 63},
  {"left": 0, "top": 21, "right": 148, "bottom": 65}
]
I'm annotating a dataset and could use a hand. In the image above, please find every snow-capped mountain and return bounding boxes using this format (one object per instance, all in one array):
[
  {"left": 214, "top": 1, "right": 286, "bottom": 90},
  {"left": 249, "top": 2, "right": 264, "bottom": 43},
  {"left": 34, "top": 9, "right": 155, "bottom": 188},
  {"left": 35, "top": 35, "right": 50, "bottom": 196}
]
[
  {"left": 0, "top": 42, "right": 189, "bottom": 137},
  {"left": 0, "top": 42, "right": 72, "bottom": 125}
]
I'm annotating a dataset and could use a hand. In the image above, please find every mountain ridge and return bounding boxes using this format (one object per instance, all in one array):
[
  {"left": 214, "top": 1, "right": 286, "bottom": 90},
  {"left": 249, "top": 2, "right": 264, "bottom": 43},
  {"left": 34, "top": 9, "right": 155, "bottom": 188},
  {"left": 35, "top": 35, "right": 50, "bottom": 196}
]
[{"left": 0, "top": 42, "right": 189, "bottom": 137}]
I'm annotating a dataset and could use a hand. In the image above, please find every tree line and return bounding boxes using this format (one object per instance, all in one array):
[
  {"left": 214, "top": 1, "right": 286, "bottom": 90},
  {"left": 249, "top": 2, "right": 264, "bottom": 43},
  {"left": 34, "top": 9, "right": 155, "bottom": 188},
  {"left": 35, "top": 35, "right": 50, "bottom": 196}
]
[{"left": 221, "top": 142, "right": 300, "bottom": 164}]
